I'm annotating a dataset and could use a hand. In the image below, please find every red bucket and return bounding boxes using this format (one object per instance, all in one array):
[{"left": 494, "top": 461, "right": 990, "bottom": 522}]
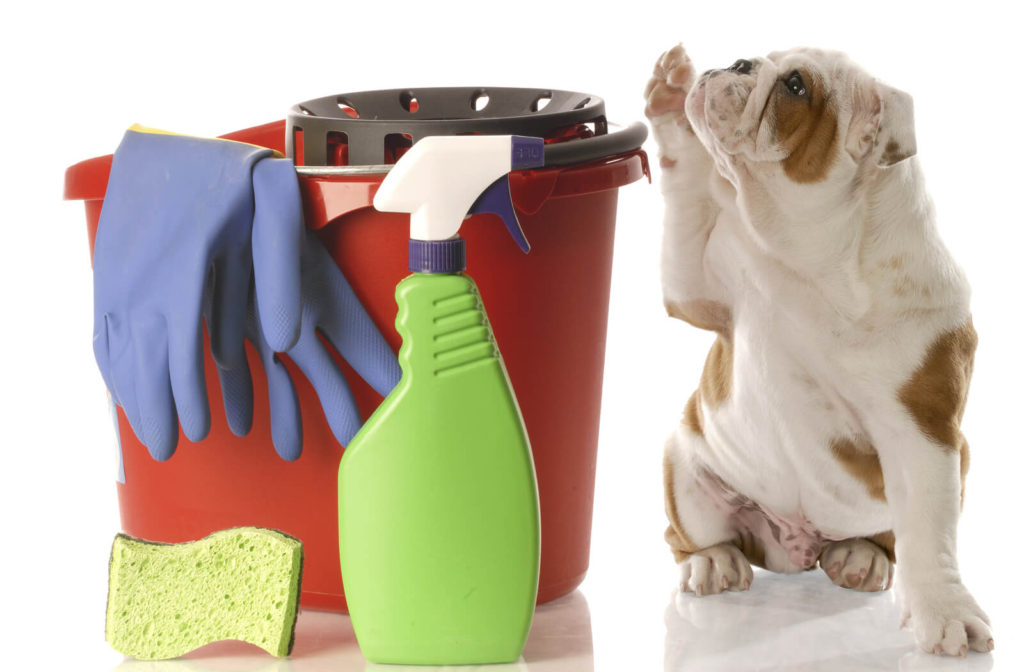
[{"left": 65, "top": 104, "right": 648, "bottom": 611}]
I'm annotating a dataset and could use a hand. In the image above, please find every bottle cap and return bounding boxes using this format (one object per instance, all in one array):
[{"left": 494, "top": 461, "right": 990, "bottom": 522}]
[{"left": 409, "top": 239, "right": 466, "bottom": 274}]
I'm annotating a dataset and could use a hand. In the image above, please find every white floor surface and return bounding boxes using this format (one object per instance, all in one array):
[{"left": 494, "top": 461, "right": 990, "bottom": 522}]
[{"left": 87, "top": 565, "right": 1016, "bottom": 672}]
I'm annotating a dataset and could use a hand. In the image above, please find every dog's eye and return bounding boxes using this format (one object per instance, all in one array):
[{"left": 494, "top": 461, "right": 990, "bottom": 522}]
[{"left": 785, "top": 71, "right": 808, "bottom": 98}]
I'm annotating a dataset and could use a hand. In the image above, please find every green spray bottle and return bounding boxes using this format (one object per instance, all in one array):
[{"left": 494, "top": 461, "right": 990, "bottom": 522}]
[{"left": 337, "top": 135, "right": 544, "bottom": 666}]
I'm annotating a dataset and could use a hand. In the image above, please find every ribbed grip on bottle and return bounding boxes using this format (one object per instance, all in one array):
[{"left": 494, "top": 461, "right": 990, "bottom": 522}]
[{"left": 409, "top": 239, "right": 466, "bottom": 273}]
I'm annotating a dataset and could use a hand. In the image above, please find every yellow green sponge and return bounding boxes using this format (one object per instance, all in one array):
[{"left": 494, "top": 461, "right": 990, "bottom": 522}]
[{"left": 105, "top": 527, "right": 304, "bottom": 660}]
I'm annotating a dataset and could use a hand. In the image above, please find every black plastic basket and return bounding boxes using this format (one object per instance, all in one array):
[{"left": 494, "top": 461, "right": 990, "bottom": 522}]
[{"left": 286, "top": 86, "right": 646, "bottom": 169}]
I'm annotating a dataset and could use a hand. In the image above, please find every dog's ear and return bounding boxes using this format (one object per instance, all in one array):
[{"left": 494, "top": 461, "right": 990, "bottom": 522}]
[{"left": 846, "top": 81, "right": 917, "bottom": 166}]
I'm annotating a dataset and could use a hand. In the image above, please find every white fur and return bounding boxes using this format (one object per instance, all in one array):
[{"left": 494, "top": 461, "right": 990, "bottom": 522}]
[{"left": 648, "top": 44, "right": 993, "bottom": 656}]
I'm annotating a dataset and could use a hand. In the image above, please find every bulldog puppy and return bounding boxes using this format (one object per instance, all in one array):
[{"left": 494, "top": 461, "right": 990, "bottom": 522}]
[{"left": 645, "top": 44, "right": 993, "bottom": 656}]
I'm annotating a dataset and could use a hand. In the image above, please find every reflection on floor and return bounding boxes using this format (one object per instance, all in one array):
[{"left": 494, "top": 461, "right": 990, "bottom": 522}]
[
  {"left": 108, "top": 571, "right": 999, "bottom": 672},
  {"left": 664, "top": 569, "right": 994, "bottom": 672},
  {"left": 111, "top": 590, "right": 595, "bottom": 672}
]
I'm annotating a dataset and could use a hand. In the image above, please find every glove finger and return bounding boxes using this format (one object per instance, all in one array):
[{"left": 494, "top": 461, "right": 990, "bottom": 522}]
[
  {"left": 249, "top": 300, "right": 303, "bottom": 460},
  {"left": 307, "top": 238, "right": 401, "bottom": 397},
  {"left": 105, "top": 313, "right": 142, "bottom": 440},
  {"left": 215, "top": 353, "right": 254, "bottom": 438},
  {"left": 167, "top": 311, "right": 211, "bottom": 444},
  {"left": 206, "top": 271, "right": 254, "bottom": 438},
  {"left": 252, "top": 157, "right": 304, "bottom": 353},
  {"left": 254, "top": 343, "right": 303, "bottom": 461},
  {"left": 131, "top": 316, "right": 179, "bottom": 461},
  {"left": 265, "top": 352, "right": 303, "bottom": 461},
  {"left": 288, "top": 329, "right": 363, "bottom": 448},
  {"left": 92, "top": 313, "right": 117, "bottom": 400},
  {"left": 208, "top": 250, "right": 253, "bottom": 371}
]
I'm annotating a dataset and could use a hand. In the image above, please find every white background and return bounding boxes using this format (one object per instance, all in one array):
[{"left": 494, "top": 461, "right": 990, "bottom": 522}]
[{"left": 3, "top": 1, "right": 1022, "bottom": 670}]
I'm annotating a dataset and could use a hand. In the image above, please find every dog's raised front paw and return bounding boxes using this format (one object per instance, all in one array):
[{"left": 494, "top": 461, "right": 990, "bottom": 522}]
[
  {"left": 901, "top": 580, "right": 994, "bottom": 656},
  {"left": 644, "top": 45, "right": 700, "bottom": 170},
  {"left": 645, "top": 44, "right": 695, "bottom": 121},
  {"left": 820, "top": 538, "right": 893, "bottom": 592},
  {"left": 678, "top": 542, "right": 753, "bottom": 596}
]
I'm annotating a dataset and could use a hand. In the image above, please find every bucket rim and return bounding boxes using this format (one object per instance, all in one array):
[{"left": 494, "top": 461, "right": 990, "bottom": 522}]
[{"left": 63, "top": 120, "right": 650, "bottom": 202}]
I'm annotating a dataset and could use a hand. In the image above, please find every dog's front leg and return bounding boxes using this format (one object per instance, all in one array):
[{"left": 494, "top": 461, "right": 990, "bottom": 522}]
[
  {"left": 876, "top": 429, "right": 993, "bottom": 656},
  {"left": 646, "top": 45, "right": 733, "bottom": 333}
]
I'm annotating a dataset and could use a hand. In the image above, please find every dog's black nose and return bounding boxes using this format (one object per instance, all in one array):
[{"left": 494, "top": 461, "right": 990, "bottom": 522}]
[{"left": 728, "top": 59, "right": 753, "bottom": 75}]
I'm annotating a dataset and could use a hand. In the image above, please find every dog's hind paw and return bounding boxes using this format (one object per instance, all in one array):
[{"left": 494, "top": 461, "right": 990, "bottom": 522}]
[
  {"left": 678, "top": 542, "right": 753, "bottom": 596},
  {"left": 820, "top": 537, "right": 893, "bottom": 592}
]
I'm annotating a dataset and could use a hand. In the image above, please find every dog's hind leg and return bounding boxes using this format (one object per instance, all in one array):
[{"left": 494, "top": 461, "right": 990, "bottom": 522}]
[{"left": 664, "top": 419, "right": 754, "bottom": 595}]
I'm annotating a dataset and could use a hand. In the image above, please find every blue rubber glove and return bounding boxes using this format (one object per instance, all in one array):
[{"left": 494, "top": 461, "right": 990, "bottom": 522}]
[
  {"left": 215, "top": 229, "right": 401, "bottom": 461},
  {"left": 93, "top": 126, "right": 397, "bottom": 461}
]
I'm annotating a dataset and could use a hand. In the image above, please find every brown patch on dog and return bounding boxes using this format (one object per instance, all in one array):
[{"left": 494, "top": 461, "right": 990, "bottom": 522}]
[
  {"left": 774, "top": 72, "right": 840, "bottom": 183},
  {"left": 664, "top": 451, "right": 699, "bottom": 562},
  {"left": 868, "top": 531, "right": 896, "bottom": 564},
  {"left": 882, "top": 255, "right": 906, "bottom": 270},
  {"left": 666, "top": 299, "right": 733, "bottom": 334},
  {"left": 830, "top": 437, "right": 886, "bottom": 501},
  {"left": 891, "top": 273, "right": 933, "bottom": 298},
  {"left": 898, "top": 320, "right": 977, "bottom": 449},
  {"left": 899, "top": 319, "right": 976, "bottom": 506},
  {"left": 732, "top": 528, "right": 768, "bottom": 569},
  {"left": 880, "top": 139, "right": 913, "bottom": 166},
  {"left": 683, "top": 390, "right": 704, "bottom": 436},
  {"left": 699, "top": 336, "right": 733, "bottom": 407}
]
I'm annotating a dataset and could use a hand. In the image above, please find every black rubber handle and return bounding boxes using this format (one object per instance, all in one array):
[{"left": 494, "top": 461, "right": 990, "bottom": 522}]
[{"left": 544, "top": 121, "right": 648, "bottom": 167}]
